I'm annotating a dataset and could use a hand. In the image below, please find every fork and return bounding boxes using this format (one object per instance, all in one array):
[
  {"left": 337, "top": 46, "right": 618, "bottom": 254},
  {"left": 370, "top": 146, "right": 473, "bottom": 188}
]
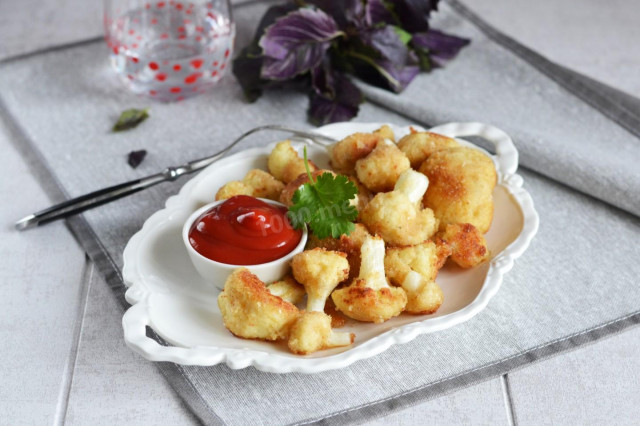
[{"left": 15, "top": 124, "right": 337, "bottom": 230}]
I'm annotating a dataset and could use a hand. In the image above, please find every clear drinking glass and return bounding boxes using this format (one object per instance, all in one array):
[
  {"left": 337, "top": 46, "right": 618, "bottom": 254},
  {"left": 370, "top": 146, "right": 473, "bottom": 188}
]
[{"left": 104, "top": 0, "right": 234, "bottom": 101}]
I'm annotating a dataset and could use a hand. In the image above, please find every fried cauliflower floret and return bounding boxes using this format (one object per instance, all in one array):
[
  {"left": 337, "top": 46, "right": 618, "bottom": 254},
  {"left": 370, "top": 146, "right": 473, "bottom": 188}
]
[
  {"left": 435, "top": 237, "right": 453, "bottom": 270},
  {"left": 397, "top": 131, "right": 459, "bottom": 168},
  {"left": 355, "top": 141, "right": 411, "bottom": 193},
  {"left": 384, "top": 242, "right": 444, "bottom": 314},
  {"left": 361, "top": 169, "right": 438, "bottom": 246},
  {"left": 215, "top": 181, "right": 253, "bottom": 200},
  {"left": 400, "top": 270, "right": 444, "bottom": 315},
  {"left": 268, "top": 140, "right": 318, "bottom": 183},
  {"left": 332, "top": 236, "right": 407, "bottom": 323},
  {"left": 438, "top": 223, "right": 490, "bottom": 268},
  {"left": 279, "top": 169, "right": 335, "bottom": 207},
  {"left": 266, "top": 274, "right": 306, "bottom": 305},
  {"left": 306, "top": 223, "right": 371, "bottom": 281},
  {"left": 291, "top": 248, "right": 350, "bottom": 312},
  {"left": 384, "top": 241, "right": 441, "bottom": 284},
  {"left": 243, "top": 169, "right": 285, "bottom": 200},
  {"left": 349, "top": 176, "right": 372, "bottom": 214},
  {"left": 287, "top": 311, "right": 354, "bottom": 355},
  {"left": 217, "top": 268, "right": 300, "bottom": 341},
  {"left": 215, "top": 169, "right": 285, "bottom": 201},
  {"left": 373, "top": 124, "right": 395, "bottom": 142},
  {"left": 419, "top": 147, "right": 496, "bottom": 233},
  {"left": 329, "top": 132, "right": 383, "bottom": 174}
]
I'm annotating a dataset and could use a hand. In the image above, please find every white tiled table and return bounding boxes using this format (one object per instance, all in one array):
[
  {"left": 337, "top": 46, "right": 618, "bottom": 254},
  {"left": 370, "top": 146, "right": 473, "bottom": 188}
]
[{"left": 1, "top": 1, "right": 639, "bottom": 424}]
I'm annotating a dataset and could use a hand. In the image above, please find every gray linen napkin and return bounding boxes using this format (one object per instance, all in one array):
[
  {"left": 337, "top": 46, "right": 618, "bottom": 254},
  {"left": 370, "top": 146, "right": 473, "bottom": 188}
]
[{"left": 1, "top": 1, "right": 639, "bottom": 425}]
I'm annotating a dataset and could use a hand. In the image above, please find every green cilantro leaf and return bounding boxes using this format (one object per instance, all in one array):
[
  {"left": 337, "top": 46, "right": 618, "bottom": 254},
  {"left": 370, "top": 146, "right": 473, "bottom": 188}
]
[
  {"left": 113, "top": 108, "right": 150, "bottom": 132},
  {"left": 287, "top": 147, "right": 358, "bottom": 239}
]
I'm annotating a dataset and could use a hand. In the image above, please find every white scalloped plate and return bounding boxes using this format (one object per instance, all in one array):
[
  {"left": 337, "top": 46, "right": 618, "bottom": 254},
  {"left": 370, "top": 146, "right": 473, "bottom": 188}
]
[{"left": 122, "top": 122, "right": 539, "bottom": 373}]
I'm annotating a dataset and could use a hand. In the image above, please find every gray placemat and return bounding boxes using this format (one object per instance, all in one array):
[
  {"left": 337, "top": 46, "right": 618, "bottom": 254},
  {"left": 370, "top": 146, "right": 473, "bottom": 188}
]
[{"left": 1, "top": 1, "right": 639, "bottom": 425}]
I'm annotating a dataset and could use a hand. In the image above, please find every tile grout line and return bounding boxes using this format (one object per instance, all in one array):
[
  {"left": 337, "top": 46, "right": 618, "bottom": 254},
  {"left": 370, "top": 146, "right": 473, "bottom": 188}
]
[
  {"left": 53, "top": 257, "right": 94, "bottom": 426},
  {"left": 501, "top": 374, "right": 517, "bottom": 426}
]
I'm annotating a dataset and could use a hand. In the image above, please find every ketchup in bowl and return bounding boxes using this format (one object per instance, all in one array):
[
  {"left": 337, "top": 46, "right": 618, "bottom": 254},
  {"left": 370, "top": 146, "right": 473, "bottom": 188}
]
[{"left": 188, "top": 195, "right": 302, "bottom": 265}]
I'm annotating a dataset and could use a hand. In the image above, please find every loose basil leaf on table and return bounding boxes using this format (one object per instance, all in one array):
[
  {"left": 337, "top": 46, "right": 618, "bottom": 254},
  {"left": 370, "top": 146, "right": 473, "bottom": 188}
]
[{"left": 113, "top": 108, "right": 149, "bottom": 132}]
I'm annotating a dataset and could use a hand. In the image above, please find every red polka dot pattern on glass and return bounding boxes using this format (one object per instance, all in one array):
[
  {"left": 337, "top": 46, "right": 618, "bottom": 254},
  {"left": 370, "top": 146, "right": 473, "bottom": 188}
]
[{"left": 105, "top": 0, "right": 234, "bottom": 102}]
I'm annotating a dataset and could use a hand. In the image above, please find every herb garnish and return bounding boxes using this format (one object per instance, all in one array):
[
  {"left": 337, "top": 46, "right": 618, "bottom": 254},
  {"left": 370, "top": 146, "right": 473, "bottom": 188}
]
[
  {"left": 288, "top": 147, "right": 358, "bottom": 239},
  {"left": 233, "top": 0, "right": 470, "bottom": 125},
  {"left": 113, "top": 108, "right": 150, "bottom": 132}
]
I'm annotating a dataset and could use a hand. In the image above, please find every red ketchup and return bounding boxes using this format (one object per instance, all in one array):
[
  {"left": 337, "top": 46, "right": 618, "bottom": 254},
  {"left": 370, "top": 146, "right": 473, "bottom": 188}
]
[{"left": 188, "top": 195, "right": 302, "bottom": 265}]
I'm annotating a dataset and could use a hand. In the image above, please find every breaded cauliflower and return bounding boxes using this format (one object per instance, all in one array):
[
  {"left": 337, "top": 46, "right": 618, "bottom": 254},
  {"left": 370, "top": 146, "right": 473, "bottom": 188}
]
[
  {"left": 279, "top": 169, "right": 335, "bottom": 207},
  {"left": 331, "top": 235, "right": 407, "bottom": 323},
  {"left": 215, "top": 181, "right": 253, "bottom": 200},
  {"left": 384, "top": 242, "right": 444, "bottom": 314},
  {"left": 384, "top": 241, "right": 440, "bottom": 284},
  {"left": 355, "top": 141, "right": 410, "bottom": 193},
  {"left": 397, "top": 131, "right": 459, "bottom": 168},
  {"left": 361, "top": 169, "right": 438, "bottom": 246},
  {"left": 266, "top": 274, "right": 306, "bottom": 305},
  {"left": 419, "top": 147, "right": 496, "bottom": 233},
  {"left": 400, "top": 270, "right": 444, "bottom": 315},
  {"left": 287, "top": 311, "right": 354, "bottom": 355},
  {"left": 438, "top": 223, "right": 490, "bottom": 268},
  {"left": 215, "top": 169, "right": 284, "bottom": 201},
  {"left": 268, "top": 140, "right": 318, "bottom": 184},
  {"left": 217, "top": 268, "right": 300, "bottom": 341},
  {"left": 291, "top": 248, "right": 350, "bottom": 312},
  {"left": 329, "top": 132, "right": 383, "bottom": 174},
  {"left": 373, "top": 124, "right": 395, "bottom": 142},
  {"left": 306, "top": 223, "right": 371, "bottom": 281},
  {"left": 435, "top": 237, "right": 453, "bottom": 270}
]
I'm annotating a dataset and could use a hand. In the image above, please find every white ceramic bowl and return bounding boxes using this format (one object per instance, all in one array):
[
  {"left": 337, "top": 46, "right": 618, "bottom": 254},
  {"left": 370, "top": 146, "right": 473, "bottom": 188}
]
[{"left": 182, "top": 198, "right": 308, "bottom": 290}]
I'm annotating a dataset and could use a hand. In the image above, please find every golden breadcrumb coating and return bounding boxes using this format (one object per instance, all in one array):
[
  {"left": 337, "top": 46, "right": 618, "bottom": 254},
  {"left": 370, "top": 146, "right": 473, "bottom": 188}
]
[
  {"left": 215, "top": 181, "right": 253, "bottom": 201},
  {"left": 242, "top": 169, "right": 285, "bottom": 200},
  {"left": 268, "top": 140, "right": 318, "bottom": 184},
  {"left": 329, "top": 132, "right": 383, "bottom": 174},
  {"left": 348, "top": 176, "right": 372, "bottom": 214},
  {"left": 215, "top": 169, "right": 285, "bottom": 201},
  {"left": 439, "top": 223, "right": 490, "bottom": 268},
  {"left": 331, "top": 236, "right": 407, "bottom": 323},
  {"left": 397, "top": 131, "right": 459, "bottom": 168},
  {"left": 419, "top": 147, "right": 496, "bottom": 233},
  {"left": 384, "top": 241, "right": 441, "bottom": 285},
  {"left": 266, "top": 274, "right": 306, "bottom": 305},
  {"left": 287, "top": 311, "right": 355, "bottom": 355},
  {"left": 306, "top": 223, "right": 371, "bottom": 281},
  {"left": 217, "top": 268, "right": 300, "bottom": 341},
  {"left": 400, "top": 271, "right": 444, "bottom": 315},
  {"left": 373, "top": 124, "right": 395, "bottom": 142},
  {"left": 361, "top": 192, "right": 438, "bottom": 246},
  {"left": 279, "top": 169, "right": 335, "bottom": 207},
  {"left": 332, "top": 279, "right": 407, "bottom": 323},
  {"left": 291, "top": 248, "right": 350, "bottom": 312},
  {"left": 435, "top": 237, "right": 453, "bottom": 270},
  {"left": 324, "top": 298, "right": 347, "bottom": 328},
  {"left": 355, "top": 143, "right": 411, "bottom": 193}
]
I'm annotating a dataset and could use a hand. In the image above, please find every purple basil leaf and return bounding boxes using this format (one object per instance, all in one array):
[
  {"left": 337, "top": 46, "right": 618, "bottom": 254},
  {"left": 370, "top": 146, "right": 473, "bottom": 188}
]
[
  {"left": 393, "top": 0, "right": 440, "bottom": 33},
  {"left": 365, "top": 0, "right": 395, "bottom": 26},
  {"left": 360, "top": 26, "right": 409, "bottom": 65},
  {"left": 232, "top": 4, "right": 297, "bottom": 101},
  {"left": 259, "top": 8, "right": 343, "bottom": 80},
  {"left": 303, "top": 0, "right": 363, "bottom": 28},
  {"left": 376, "top": 59, "right": 420, "bottom": 92},
  {"left": 309, "top": 64, "right": 362, "bottom": 124},
  {"left": 232, "top": 45, "right": 265, "bottom": 102},
  {"left": 348, "top": 52, "right": 419, "bottom": 92},
  {"left": 412, "top": 29, "right": 470, "bottom": 67},
  {"left": 127, "top": 150, "right": 147, "bottom": 168}
]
